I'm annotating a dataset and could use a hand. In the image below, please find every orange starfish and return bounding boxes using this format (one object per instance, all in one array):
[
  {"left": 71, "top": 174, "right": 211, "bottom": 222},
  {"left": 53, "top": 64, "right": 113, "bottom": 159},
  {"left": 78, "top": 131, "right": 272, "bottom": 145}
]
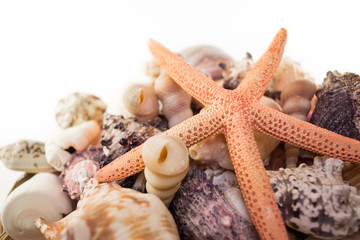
[{"left": 96, "top": 28, "right": 360, "bottom": 239}]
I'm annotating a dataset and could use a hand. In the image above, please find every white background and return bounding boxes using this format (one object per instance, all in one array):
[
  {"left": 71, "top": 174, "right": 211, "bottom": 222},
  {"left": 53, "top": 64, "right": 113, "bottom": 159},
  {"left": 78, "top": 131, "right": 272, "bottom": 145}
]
[{"left": 1, "top": 1, "right": 360, "bottom": 210}]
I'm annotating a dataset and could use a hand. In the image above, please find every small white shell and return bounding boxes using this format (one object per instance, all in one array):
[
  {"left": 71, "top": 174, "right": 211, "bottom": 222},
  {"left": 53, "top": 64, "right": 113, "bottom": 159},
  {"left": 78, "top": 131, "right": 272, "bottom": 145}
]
[
  {"left": 0, "top": 139, "right": 54, "bottom": 173},
  {"left": 36, "top": 179, "right": 180, "bottom": 240},
  {"left": 142, "top": 135, "right": 189, "bottom": 206},
  {"left": 122, "top": 83, "right": 159, "bottom": 123},
  {"left": 1, "top": 173, "right": 73, "bottom": 240},
  {"left": 45, "top": 120, "right": 101, "bottom": 171},
  {"left": 55, "top": 92, "right": 107, "bottom": 129},
  {"left": 154, "top": 71, "right": 193, "bottom": 127}
]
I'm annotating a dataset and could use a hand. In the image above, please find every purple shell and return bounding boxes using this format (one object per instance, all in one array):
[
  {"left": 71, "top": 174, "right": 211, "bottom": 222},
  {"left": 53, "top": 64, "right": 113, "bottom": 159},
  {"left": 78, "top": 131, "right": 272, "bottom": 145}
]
[{"left": 60, "top": 147, "right": 102, "bottom": 200}]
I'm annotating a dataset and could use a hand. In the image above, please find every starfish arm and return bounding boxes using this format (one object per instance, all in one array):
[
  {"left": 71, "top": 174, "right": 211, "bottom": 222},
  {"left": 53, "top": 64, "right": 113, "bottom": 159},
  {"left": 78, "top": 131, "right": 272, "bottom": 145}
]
[
  {"left": 96, "top": 107, "right": 223, "bottom": 183},
  {"left": 253, "top": 103, "right": 360, "bottom": 164},
  {"left": 236, "top": 29, "right": 287, "bottom": 101},
  {"left": 148, "top": 39, "right": 226, "bottom": 106},
  {"left": 225, "top": 116, "right": 288, "bottom": 240}
]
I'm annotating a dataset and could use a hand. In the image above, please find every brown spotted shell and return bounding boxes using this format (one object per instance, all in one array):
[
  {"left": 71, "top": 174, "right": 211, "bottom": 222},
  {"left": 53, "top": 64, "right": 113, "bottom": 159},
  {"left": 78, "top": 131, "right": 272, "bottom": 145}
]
[
  {"left": 55, "top": 92, "right": 106, "bottom": 129},
  {"left": 267, "top": 156, "right": 360, "bottom": 239}
]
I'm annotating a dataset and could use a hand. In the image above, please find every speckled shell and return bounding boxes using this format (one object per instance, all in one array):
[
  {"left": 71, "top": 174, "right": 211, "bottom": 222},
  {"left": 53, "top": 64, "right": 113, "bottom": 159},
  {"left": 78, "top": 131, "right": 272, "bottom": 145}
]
[
  {"left": 100, "top": 113, "right": 164, "bottom": 167},
  {"left": 55, "top": 92, "right": 106, "bottom": 129},
  {"left": 60, "top": 147, "right": 102, "bottom": 200},
  {"left": 36, "top": 179, "right": 180, "bottom": 240},
  {"left": 0, "top": 139, "right": 54, "bottom": 173},
  {"left": 170, "top": 165, "right": 259, "bottom": 240},
  {"left": 267, "top": 156, "right": 360, "bottom": 239},
  {"left": 310, "top": 71, "right": 360, "bottom": 141}
]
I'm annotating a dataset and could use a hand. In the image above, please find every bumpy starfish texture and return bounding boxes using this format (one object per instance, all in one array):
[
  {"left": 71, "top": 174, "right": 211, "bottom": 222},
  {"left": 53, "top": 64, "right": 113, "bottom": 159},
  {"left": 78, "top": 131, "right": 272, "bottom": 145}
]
[{"left": 96, "top": 29, "right": 360, "bottom": 240}]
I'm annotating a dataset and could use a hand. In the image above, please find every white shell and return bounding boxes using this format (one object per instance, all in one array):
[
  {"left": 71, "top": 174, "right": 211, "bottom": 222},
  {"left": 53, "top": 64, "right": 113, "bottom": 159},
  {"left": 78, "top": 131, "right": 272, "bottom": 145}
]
[
  {"left": 45, "top": 120, "right": 101, "bottom": 171},
  {"left": 122, "top": 83, "right": 159, "bottom": 123},
  {"left": 142, "top": 135, "right": 189, "bottom": 206},
  {"left": 0, "top": 139, "right": 54, "bottom": 173},
  {"left": 36, "top": 179, "right": 180, "bottom": 240},
  {"left": 1, "top": 173, "right": 73, "bottom": 240}
]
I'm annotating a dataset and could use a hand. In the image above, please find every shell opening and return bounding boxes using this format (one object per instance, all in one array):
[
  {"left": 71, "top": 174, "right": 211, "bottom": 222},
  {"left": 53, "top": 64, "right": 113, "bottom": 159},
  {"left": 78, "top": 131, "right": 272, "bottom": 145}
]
[
  {"left": 158, "top": 146, "right": 168, "bottom": 163},
  {"left": 188, "top": 148, "right": 198, "bottom": 160},
  {"left": 139, "top": 90, "right": 144, "bottom": 103}
]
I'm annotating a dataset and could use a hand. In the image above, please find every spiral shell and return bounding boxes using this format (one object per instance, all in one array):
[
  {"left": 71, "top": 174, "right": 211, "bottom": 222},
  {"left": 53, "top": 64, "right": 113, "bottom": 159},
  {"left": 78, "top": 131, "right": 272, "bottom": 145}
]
[
  {"left": 1, "top": 173, "right": 73, "bottom": 240},
  {"left": 154, "top": 71, "right": 193, "bottom": 127},
  {"left": 55, "top": 92, "right": 106, "bottom": 129},
  {"left": 36, "top": 179, "right": 180, "bottom": 240},
  {"left": 60, "top": 147, "right": 102, "bottom": 200},
  {"left": 142, "top": 135, "right": 189, "bottom": 206},
  {"left": 45, "top": 120, "right": 101, "bottom": 171},
  {"left": 267, "top": 156, "right": 360, "bottom": 239},
  {"left": 0, "top": 139, "right": 54, "bottom": 173},
  {"left": 122, "top": 83, "right": 159, "bottom": 123}
]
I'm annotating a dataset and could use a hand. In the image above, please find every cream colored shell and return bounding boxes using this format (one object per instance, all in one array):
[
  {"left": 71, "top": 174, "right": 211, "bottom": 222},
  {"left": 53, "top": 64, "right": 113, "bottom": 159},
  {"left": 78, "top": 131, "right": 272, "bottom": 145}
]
[
  {"left": 154, "top": 71, "right": 193, "bottom": 127},
  {"left": 45, "top": 120, "right": 101, "bottom": 171},
  {"left": 36, "top": 179, "right": 180, "bottom": 240},
  {"left": 142, "top": 135, "right": 189, "bottom": 206},
  {"left": 0, "top": 139, "right": 54, "bottom": 173},
  {"left": 1, "top": 173, "right": 73, "bottom": 240},
  {"left": 55, "top": 92, "right": 106, "bottom": 129},
  {"left": 122, "top": 83, "right": 159, "bottom": 123}
]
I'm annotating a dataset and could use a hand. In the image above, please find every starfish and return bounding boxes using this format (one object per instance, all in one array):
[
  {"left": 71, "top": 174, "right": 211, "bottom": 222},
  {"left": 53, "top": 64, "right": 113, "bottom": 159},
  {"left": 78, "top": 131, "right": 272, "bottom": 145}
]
[{"left": 96, "top": 28, "right": 360, "bottom": 240}]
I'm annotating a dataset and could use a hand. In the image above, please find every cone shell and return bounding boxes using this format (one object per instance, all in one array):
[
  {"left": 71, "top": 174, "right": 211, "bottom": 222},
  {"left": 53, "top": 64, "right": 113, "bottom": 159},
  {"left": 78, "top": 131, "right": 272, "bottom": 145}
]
[
  {"left": 55, "top": 92, "right": 106, "bottom": 129},
  {"left": 267, "top": 156, "right": 360, "bottom": 239},
  {"left": 0, "top": 139, "right": 54, "bottom": 173},
  {"left": 36, "top": 179, "right": 180, "bottom": 240}
]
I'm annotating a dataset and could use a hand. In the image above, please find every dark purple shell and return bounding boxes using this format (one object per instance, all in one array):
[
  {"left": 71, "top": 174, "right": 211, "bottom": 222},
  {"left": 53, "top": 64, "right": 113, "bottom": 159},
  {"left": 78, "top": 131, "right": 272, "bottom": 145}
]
[
  {"left": 170, "top": 166, "right": 259, "bottom": 240},
  {"left": 60, "top": 147, "right": 102, "bottom": 200}
]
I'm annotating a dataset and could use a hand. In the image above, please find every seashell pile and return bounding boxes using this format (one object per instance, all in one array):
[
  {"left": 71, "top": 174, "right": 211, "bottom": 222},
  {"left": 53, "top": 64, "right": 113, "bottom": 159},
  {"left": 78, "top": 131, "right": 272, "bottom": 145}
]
[{"left": 1, "top": 34, "right": 360, "bottom": 240}]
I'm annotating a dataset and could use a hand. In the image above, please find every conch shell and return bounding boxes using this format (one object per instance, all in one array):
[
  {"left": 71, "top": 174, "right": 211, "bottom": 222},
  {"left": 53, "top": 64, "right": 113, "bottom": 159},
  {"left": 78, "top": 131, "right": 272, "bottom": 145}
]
[
  {"left": 0, "top": 139, "right": 54, "bottom": 173},
  {"left": 142, "top": 135, "right": 189, "bottom": 206},
  {"left": 267, "top": 156, "right": 360, "bottom": 239},
  {"left": 36, "top": 179, "right": 180, "bottom": 240},
  {"left": 1, "top": 173, "right": 73, "bottom": 240}
]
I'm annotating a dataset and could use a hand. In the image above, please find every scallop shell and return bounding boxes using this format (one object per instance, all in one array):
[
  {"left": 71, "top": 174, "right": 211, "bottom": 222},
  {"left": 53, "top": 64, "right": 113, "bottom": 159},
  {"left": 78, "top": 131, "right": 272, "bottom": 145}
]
[
  {"left": 55, "top": 92, "right": 106, "bottom": 129},
  {"left": 60, "top": 147, "right": 102, "bottom": 200},
  {"left": 36, "top": 179, "right": 180, "bottom": 240},
  {"left": 100, "top": 113, "right": 162, "bottom": 167},
  {"left": 310, "top": 71, "right": 360, "bottom": 140},
  {"left": 170, "top": 165, "right": 259, "bottom": 240},
  {"left": 267, "top": 156, "right": 360, "bottom": 239},
  {"left": 0, "top": 139, "right": 54, "bottom": 173}
]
